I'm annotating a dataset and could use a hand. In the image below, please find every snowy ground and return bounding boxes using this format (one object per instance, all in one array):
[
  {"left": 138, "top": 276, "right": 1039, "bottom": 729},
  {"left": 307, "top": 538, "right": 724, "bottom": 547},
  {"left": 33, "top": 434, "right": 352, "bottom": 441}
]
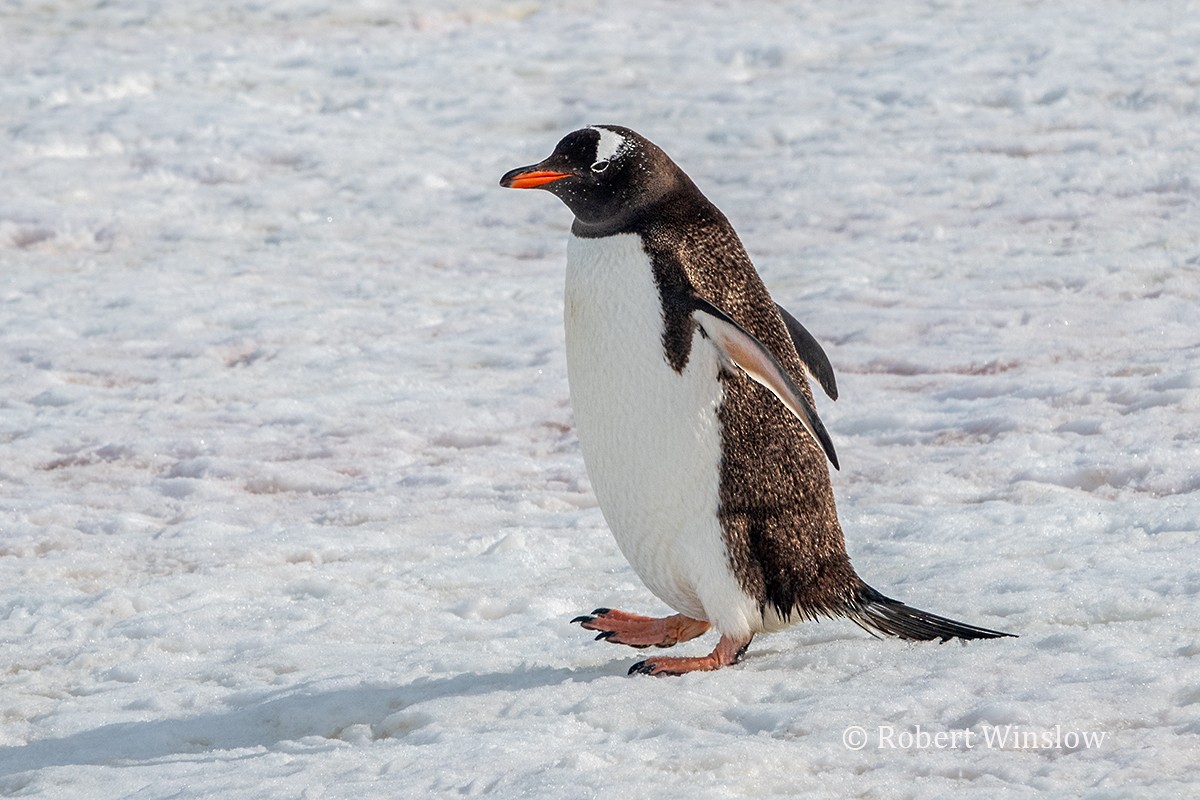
[{"left": 2, "top": 1, "right": 1199, "bottom": 797}]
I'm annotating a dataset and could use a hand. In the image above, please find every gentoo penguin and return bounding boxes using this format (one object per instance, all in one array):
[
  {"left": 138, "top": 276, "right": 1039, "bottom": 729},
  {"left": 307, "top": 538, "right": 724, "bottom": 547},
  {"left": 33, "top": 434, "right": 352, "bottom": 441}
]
[{"left": 500, "top": 125, "right": 1013, "bottom": 675}]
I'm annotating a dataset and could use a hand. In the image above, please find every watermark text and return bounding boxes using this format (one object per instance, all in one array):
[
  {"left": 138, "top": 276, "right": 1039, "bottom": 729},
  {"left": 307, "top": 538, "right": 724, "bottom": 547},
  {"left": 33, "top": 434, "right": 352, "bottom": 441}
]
[{"left": 842, "top": 724, "right": 1109, "bottom": 752}]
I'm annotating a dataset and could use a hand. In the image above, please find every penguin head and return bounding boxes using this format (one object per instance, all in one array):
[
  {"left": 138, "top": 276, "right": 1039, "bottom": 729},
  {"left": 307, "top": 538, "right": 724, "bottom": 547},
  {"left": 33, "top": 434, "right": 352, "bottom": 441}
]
[{"left": 500, "top": 125, "right": 686, "bottom": 233}]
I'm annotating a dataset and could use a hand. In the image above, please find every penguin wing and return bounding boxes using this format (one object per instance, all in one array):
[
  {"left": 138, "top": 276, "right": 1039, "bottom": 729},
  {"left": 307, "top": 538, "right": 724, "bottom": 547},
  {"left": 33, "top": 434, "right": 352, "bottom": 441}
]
[
  {"left": 775, "top": 303, "right": 838, "bottom": 401},
  {"left": 690, "top": 297, "right": 840, "bottom": 470}
]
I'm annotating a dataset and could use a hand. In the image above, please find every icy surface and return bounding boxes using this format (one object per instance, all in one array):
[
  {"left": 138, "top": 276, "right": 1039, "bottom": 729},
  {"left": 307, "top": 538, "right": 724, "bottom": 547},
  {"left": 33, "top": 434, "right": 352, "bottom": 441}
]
[{"left": 2, "top": 1, "right": 1199, "bottom": 797}]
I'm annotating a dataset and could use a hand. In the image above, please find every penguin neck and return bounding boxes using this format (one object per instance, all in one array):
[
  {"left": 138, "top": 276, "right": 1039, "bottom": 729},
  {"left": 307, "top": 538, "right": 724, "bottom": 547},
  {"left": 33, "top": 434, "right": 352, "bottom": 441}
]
[{"left": 571, "top": 215, "right": 635, "bottom": 239}]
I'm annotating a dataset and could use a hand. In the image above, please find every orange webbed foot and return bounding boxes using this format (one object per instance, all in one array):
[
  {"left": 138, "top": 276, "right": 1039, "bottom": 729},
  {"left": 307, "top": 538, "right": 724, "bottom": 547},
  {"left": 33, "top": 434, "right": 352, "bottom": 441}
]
[
  {"left": 571, "top": 608, "right": 710, "bottom": 649},
  {"left": 627, "top": 634, "right": 753, "bottom": 676}
]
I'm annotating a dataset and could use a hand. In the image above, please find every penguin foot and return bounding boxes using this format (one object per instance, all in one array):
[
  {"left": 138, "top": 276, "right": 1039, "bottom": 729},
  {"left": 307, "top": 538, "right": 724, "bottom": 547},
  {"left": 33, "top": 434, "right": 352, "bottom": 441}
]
[
  {"left": 628, "top": 634, "right": 753, "bottom": 676},
  {"left": 571, "top": 608, "right": 710, "bottom": 649}
]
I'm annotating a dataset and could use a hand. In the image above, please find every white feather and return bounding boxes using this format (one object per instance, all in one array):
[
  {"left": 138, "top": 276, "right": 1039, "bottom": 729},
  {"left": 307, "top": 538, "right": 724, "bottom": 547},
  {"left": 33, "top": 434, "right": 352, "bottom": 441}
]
[
  {"left": 589, "top": 126, "right": 627, "bottom": 162},
  {"left": 564, "top": 233, "right": 762, "bottom": 639}
]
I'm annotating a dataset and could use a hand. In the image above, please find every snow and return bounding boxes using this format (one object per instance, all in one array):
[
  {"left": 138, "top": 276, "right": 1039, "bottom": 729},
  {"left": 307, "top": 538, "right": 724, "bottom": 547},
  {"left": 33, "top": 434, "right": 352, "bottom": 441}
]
[{"left": 2, "top": 0, "right": 1198, "bottom": 797}]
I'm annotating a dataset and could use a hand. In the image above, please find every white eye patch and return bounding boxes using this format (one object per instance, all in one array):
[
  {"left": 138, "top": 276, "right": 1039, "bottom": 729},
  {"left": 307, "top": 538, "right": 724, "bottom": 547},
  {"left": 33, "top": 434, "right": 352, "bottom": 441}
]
[{"left": 590, "top": 126, "right": 627, "bottom": 163}]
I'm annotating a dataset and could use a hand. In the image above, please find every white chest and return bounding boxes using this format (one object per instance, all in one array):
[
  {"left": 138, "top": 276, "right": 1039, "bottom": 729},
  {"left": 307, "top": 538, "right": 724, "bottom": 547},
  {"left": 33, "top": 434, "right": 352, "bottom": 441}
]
[{"left": 563, "top": 233, "right": 759, "bottom": 635}]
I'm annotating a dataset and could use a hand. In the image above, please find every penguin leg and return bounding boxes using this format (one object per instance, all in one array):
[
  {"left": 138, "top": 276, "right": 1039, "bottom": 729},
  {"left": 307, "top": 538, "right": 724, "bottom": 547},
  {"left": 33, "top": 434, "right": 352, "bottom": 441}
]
[
  {"left": 627, "top": 634, "right": 753, "bottom": 676},
  {"left": 571, "top": 608, "right": 710, "bottom": 649}
]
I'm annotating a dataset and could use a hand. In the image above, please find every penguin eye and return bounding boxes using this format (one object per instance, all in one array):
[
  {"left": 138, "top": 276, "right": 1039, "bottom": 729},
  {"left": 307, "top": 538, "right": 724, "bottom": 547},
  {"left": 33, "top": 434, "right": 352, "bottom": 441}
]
[{"left": 590, "top": 160, "right": 610, "bottom": 174}]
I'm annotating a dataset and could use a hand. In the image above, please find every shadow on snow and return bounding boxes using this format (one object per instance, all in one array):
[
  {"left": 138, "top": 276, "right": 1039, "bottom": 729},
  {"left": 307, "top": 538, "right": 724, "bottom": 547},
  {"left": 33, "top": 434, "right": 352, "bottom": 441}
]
[{"left": 0, "top": 664, "right": 604, "bottom": 777}]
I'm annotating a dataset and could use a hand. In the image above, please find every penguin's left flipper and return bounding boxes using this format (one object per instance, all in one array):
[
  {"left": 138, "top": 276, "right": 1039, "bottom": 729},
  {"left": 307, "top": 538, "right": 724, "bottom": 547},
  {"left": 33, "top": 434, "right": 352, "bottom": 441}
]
[
  {"left": 691, "top": 298, "right": 840, "bottom": 471},
  {"left": 776, "top": 303, "right": 838, "bottom": 401}
]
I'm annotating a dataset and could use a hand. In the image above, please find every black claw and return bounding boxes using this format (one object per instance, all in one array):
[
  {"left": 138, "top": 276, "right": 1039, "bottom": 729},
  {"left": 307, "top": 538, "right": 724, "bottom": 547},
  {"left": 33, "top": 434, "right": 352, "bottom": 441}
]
[
  {"left": 628, "top": 660, "right": 651, "bottom": 675},
  {"left": 570, "top": 615, "right": 594, "bottom": 625},
  {"left": 594, "top": 631, "right": 616, "bottom": 641},
  {"left": 591, "top": 607, "right": 612, "bottom": 616}
]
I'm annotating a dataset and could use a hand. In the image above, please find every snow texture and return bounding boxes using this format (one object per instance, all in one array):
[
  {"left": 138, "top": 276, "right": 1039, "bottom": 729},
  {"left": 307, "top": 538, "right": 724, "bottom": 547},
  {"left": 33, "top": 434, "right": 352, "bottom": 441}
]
[{"left": 2, "top": 1, "right": 1199, "bottom": 797}]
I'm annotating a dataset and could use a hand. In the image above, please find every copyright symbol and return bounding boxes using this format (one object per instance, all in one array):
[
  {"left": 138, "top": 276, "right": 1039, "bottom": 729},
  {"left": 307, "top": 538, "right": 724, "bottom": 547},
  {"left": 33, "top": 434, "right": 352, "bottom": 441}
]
[{"left": 843, "top": 726, "right": 868, "bottom": 750}]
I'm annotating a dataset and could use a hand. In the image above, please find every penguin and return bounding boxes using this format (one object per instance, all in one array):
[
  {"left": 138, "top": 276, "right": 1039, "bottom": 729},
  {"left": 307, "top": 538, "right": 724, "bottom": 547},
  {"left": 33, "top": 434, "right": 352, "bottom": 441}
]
[{"left": 500, "top": 125, "right": 1013, "bottom": 675}]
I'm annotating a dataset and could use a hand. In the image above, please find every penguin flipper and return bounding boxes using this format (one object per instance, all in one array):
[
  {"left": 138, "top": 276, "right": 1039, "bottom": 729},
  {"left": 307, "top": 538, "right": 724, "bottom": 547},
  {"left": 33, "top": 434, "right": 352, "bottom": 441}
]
[
  {"left": 690, "top": 298, "right": 840, "bottom": 470},
  {"left": 776, "top": 303, "right": 838, "bottom": 401}
]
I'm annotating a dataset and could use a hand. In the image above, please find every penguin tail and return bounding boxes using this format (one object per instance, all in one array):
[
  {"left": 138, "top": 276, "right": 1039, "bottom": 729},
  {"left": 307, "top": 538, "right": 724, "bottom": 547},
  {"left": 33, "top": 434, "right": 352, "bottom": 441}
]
[{"left": 846, "top": 586, "right": 1016, "bottom": 642}]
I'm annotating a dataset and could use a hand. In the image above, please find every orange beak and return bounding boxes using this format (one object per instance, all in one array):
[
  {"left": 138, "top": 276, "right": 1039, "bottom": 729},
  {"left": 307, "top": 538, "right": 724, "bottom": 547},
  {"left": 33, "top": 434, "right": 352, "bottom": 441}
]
[{"left": 499, "top": 167, "right": 571, "bottom": 190}]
